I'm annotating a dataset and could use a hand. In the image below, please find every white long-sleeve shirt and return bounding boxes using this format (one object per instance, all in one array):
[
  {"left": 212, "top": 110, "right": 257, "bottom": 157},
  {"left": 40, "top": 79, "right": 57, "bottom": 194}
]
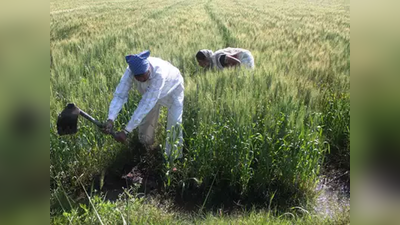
[{"left": 107, "top": 57, "right": 184, "bottom": 132}]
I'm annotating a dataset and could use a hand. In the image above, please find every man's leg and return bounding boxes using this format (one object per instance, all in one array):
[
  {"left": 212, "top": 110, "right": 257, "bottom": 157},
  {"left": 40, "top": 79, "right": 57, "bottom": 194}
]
[
  {"left": 165, "top": 91, "right": 184, "bottom": 160},
  {"left": 138, "top": 104, "right": 161, "bottom": 148}
]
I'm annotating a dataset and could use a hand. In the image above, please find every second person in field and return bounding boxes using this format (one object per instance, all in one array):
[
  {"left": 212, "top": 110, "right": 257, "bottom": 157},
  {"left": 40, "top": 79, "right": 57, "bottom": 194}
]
[{"left": 196, "top": 47, "right": 255, "bottom": 70}]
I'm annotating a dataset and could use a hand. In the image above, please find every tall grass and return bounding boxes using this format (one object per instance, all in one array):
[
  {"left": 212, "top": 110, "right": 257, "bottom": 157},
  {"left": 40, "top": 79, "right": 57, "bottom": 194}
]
[{"left": 52, "top": 191, "right": 349, "bottom": 224}]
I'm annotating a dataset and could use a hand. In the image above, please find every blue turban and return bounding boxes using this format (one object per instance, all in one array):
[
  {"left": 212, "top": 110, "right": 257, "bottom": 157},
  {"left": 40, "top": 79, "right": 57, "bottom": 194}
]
[{"left": 125, "top": 50, "right": 151, "bottom": 76}]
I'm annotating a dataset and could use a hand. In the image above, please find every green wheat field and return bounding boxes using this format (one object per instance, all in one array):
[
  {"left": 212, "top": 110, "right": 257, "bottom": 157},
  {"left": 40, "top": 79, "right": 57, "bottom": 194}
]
[{"left": 50, "top": 0, "right": 350, "bottom": 223}]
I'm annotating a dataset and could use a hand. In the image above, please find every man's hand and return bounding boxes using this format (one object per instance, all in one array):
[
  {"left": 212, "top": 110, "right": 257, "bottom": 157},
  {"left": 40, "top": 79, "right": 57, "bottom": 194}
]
[
  {"left": 102, "top": 119, "right": 114, "bottom": 134},
  {"left": 225, "top": 55, "right": 241, "bottom": 67},
  {"left": 114, "top": 131, "right": 128, "bottom": 144}
]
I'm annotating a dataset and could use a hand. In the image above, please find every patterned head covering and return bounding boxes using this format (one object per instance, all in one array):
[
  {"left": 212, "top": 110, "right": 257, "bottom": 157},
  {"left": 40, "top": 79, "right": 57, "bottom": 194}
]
[
  {"left": 199, "top": 49, "right": 213, "bottom": 60},
  {"left": 198, "top": 49, "right": 214, "bottom": 68},
  {"left": 199, "top": 49, "right": 213, "bottom": 62},
  {"left": 125, "top": 50, "right": 151, "bottom": 76}
]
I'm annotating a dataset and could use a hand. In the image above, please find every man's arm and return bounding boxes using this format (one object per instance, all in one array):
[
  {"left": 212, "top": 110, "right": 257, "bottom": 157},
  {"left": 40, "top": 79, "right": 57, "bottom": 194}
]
[
  {"left": 107, "top": 68, "right": 134, "bottom": 121},
  {"left": 226, "top": 54, "right": 241, "bottom": 67}
]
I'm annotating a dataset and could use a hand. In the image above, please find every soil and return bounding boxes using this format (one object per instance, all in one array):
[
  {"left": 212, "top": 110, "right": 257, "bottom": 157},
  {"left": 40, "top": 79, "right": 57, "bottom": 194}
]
[{"left": 91, "top": 143, "right": 350, "bottom": 215}]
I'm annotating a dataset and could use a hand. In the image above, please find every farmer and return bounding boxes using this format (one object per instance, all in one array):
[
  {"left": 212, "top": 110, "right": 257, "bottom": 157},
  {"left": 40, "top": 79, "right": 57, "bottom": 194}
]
[
  {"left": 103, "top": 50, "right": 184, "bottom": 160},
  {"left": 196, "top": 47, "right": 255, "bottom": 70}
]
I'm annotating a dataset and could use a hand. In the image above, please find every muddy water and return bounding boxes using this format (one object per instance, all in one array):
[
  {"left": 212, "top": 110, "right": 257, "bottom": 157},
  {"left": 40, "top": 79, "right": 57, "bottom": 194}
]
[{"left": 314, "top": 176, "right": 350, "bottom": 218}]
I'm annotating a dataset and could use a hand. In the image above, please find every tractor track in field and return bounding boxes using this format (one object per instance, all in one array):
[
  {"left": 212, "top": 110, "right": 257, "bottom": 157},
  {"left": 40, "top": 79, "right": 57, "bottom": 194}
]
[
  {"left": 148, "top": 0, "right": 190, "bottom": 19},
  {"left": 204, "top": 0, "right": 237, "bottom": 47},
  {"left": 231, "top": 0, "right": 280, "bottom": 28}
]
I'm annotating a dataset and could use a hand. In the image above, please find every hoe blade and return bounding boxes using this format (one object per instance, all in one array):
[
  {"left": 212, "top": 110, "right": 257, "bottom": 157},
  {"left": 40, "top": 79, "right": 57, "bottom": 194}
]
[{"left": 57, "top": 103, "right": 80, "bottom": 135}]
